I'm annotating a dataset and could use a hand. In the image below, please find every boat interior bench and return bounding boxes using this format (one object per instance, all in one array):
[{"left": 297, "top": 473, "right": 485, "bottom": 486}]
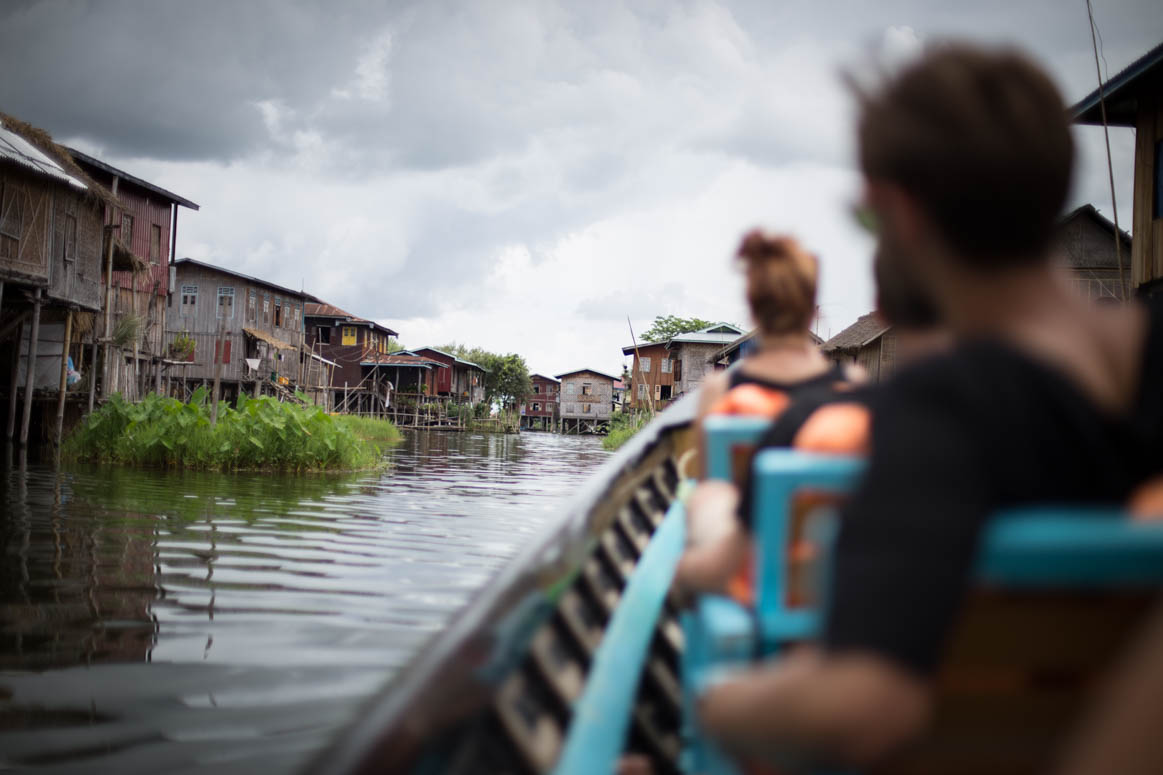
[{"left": 682, "top": 418, "right": 1163, "bottom": 775}]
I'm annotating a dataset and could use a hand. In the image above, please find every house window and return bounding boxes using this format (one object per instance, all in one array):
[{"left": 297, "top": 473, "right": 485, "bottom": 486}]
[
  {"left": 274, "top": 297, "right": 282, "bottom": 327},
  {"left": 582, "top": 383, "right": 593, "bottom": 395},
  {"left": 583, "top": 403, "right": 591, "bottom": 413},
  {"left": 262, "top": 294, "right": 270, "bottom": 324},
  {"left": 121, "top": 213, "right": 134, "bottom": 246},
  {"left": 565, "top": 383, "right": 576, "bottom": 394},
  {"left": 659, "top": 385, "right": 673, "bottom": 400},
  {"left": 342, "top": 326, "right": 357, "bottom": 345},
  {"left": 213, "top": 338, "right": 232, "bottom": 364},
  {"left": 181, "top": 285, "right": 198, "bottom": 314},
  {"left": 532, "top": 402, "right": 541, "bottom": 412},
  {"left": 217, "top": 286, "right": 235, "bottom": 319},
  {"left": 317, "top": 326, "right": 331, "bottom": 344},
  {"left": 150, "top": 224, "right": 161, "bottom": 263},
  {"left": 533, "top": 384, "right": 540, "bottom": 393},
  {"left": 638, "top": 383, "right": 647, "bottom": 399},
  {"left": 247, "top": 289, "right": 257, "bottom": 322},
  {"left": 661, "top": 358, "right": 671, "bottom": 374},
  {"left": 61, "top": 213, "right": 77, "bottom": 263},
  {"left": 640, "top": 356, "right": 651, "bottom": 372},
  {"left": 0, "top": 182, "right": 23, "bottom": 259}
]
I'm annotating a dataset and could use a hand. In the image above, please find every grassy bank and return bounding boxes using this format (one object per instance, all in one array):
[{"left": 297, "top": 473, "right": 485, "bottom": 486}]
[
  {"left": 335, "top": 414, "right": 405, "bottom": 446},
  {"left": 65, "top": 389, "right": 397, "bottom": 471},
  {"left": 602, "top": 411, "right": 651, "bottom": 451}
]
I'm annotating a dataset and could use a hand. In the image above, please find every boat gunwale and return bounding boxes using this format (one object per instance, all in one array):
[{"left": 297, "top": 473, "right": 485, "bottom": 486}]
[{"left": 308, "top": 394, "right": 700, "bottom": 775}]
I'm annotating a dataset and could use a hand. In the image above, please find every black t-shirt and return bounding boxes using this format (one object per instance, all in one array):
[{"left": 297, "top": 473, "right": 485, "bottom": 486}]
[{"left": 823, "top": 298, "right": 1163, "bottom": 676}]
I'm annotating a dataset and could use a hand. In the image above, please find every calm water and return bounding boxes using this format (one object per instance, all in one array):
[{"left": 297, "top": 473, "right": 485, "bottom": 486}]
[{"left": 0, "top": 430, "right": 610, "bottom": 773}]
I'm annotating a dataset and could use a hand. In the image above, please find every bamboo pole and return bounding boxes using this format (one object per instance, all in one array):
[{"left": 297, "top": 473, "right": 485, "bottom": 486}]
[
  {"left": 20, "top": 289, "right": 42, "bottom": 446},
  {"left": 55, "top": 309, "right": 73, "bottom": 446},
  {"left": 210, "top": 316, "right": 226, "bottom": 426},
  {"left": 1086, "top": 0, "right": 1128, "bottom": 301},
  {"left": 6, "top": 321, "right": 22, "bottom": 440},
  {"left": 627, "top": 316, "right": 655, "bottom": 415}
]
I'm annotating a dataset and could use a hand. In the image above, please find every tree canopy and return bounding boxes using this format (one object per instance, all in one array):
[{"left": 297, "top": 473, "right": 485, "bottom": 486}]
[
  {"left": 440, "top": 343, "right": 532, "bottom": 408},
  {"left": 640, "top": 315, "right": 715, "bottom": 343}
]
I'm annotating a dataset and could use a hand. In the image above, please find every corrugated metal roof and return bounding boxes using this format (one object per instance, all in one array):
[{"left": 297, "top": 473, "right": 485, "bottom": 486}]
[
  {"left": 555, "top": 368, "right": 620, "bottom": 381},
  {"left": 1072, "top": 40, "right": 1163, "bottom": 127},
  {"left": 0, "top": 119, "right": 88, "bottom": 190},
  {"left": 362, "top": 354, "right": 446, "bottom": 368},
  {"left": 65, "top": 146, "right": 199, "bottom": 210},
  {"left": 304, "top": 299, "right": 399, "bottom": 337},
  {"left": 176, "top": 258, "right": 308, "bottom": 301},
  {"left": 822, "top": 313, "right": 891, "bottom": 352}
]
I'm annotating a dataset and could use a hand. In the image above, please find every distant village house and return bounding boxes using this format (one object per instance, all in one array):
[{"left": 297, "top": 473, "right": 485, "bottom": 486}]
[
  {"left": 521, "top": 373, "right": 559, "bottom": 430},
  {"left": 556, "top": 368, "right": 617, "bottom": 434},
  {"left": 167, "top": 258, "right": 317, "bottom": 402}
]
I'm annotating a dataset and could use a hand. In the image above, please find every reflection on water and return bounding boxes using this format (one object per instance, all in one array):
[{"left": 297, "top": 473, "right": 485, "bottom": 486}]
[{"left": 0, "top": 430, "right": 609, "bottom": 773}]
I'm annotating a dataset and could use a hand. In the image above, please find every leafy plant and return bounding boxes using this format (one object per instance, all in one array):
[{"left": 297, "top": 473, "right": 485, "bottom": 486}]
[
  {"left": 64, "top": 390, "right": 397, "bottom": 471},
  {"left": 112, "top": 313, "right": 143, "bottom": 349},
  {"left": 169, "top": 332, "right": 196, "bottom": 361},
  {"left": 602, "top": 411, "right": 650, "bottom": 451}
]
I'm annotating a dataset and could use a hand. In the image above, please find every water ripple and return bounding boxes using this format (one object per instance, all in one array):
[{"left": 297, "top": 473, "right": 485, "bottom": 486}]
[{"left": 0, "top": 430, "right": 609, "bottom": 772}]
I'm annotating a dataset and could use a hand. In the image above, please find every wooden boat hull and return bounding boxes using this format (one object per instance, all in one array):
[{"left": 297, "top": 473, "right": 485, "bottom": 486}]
[{"left": 308, "top": 397, "right": 698, "bottom": 775}]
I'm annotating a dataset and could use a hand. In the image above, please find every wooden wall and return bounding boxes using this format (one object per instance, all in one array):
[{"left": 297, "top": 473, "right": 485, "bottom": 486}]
[
  {"left": 165, "top": 263, "right": 305, "bottom": 385},
  {"left": 1133, "top": 95, "right": 1163, "bottom": 289},
  {"left": 1, "top": 165, "right": 103, "bottom": 311},
  {"left": 626, "top": 343, "right": 671, "bottom": 410}
]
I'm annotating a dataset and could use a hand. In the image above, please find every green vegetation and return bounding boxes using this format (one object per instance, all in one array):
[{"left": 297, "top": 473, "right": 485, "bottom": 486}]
[
  {"left": 334, "top": 414, "right": 404, "bottom": 446},
  {"left": 602, "top": 411, "right": 651, "bottom": 451},
  {"left": 640, "top": 315, "right": 716, "bottom": 343},
  {"left": 65, "top": 388, "right": 395, "bottom": 471},
  {"left": 440, "top": 343, "right": 533, "bottom": 409}
]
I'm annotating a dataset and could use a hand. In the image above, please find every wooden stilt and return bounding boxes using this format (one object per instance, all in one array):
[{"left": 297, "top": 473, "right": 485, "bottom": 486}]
[
  {"left": 20, "top": 289, "right": 42, "bottom": 446},
  {"left": 55, "top": 309, "right": 73, "bottom": 446},
  {"left": 6, "top": 321, "right": 22, "bottom": 440}
]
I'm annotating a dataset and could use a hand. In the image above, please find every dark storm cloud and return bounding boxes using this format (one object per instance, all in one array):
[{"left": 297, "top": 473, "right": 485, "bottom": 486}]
[{"left": 0, "top": 0, "right": 395, "bottom": 161}]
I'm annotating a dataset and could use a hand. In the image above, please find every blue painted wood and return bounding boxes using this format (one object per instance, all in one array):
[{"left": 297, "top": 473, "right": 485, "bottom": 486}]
[
  {"left": 751, "top": 451, "right": 863, "bottom": 629},
  {"left": 553, "top": 494, "right": 688, "bottom": 775},
  {"left": 702, "top": 416, "right": 772, "bottom": 482},
  {"left": 683, "top": 447, "right": 1163, "bottom": 774}
]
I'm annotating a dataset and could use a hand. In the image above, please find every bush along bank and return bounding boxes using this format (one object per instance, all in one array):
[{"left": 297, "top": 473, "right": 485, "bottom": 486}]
[
  {"left": 64, "top": 389, "right": 396, "bottom": 471},
  {"left": 602, "top": 411, "right": 651, "bottom": 451}
]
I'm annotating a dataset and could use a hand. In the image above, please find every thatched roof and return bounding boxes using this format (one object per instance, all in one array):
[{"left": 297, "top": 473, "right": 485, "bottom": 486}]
[
  {"left": 0, "top": 111, "right": 118, "bottom": 209},
  {"left": 822, "top": 313, "right": 891, "bottom": 353}
]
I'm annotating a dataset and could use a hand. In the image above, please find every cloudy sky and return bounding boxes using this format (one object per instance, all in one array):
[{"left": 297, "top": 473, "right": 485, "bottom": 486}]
[{"left": 2, "top": 0, "right": 1159, "bottom": 377}]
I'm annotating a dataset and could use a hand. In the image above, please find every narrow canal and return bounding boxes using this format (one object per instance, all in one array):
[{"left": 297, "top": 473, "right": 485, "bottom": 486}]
[{"left": 0, "top": 430, "right": 611, "bottom": 774}]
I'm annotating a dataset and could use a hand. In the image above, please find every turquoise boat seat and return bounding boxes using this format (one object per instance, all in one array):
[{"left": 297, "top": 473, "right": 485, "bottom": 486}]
[{"left": 682, "top": 423, "right": 1163, "bottom": 775}]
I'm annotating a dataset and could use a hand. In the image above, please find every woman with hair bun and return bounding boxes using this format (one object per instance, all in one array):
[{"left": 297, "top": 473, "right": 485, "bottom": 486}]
[
  {"left": 697, "top": 230, "right": 860, "bottom": 428},
  {"left": 680, "top": 231, "right": 863, "bottom": 593}
]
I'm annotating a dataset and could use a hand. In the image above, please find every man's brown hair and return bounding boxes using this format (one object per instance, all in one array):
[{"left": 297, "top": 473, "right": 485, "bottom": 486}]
[{"left": 855, "top": 44, "right": 1073, "bottom": 266}]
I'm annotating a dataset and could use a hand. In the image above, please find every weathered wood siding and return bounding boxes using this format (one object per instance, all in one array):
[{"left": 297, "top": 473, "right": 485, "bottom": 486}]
[
  {"left": 626, "top": 342, "right": 671, "bottom": 410},
  {"left": 1, "top": 164, "right": 103, "bottom": 310},
  {"left": 560, "top": 371, "right": 613, "bottom": 420},
  {"left": 672, "top": 342, "right": 720, "bottom": 399},
  {"left": 1133, "top": 96, "right": 1163, "bottom": 289},
  {"left": 166, "top": 263, "right": 305, "bottom": 385},
  {"left": 1058, "top": 212, "right": 1131, "bottom": 300},
  {"left": 524, "top": 376, "right": 559, "bottom": 418}
]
